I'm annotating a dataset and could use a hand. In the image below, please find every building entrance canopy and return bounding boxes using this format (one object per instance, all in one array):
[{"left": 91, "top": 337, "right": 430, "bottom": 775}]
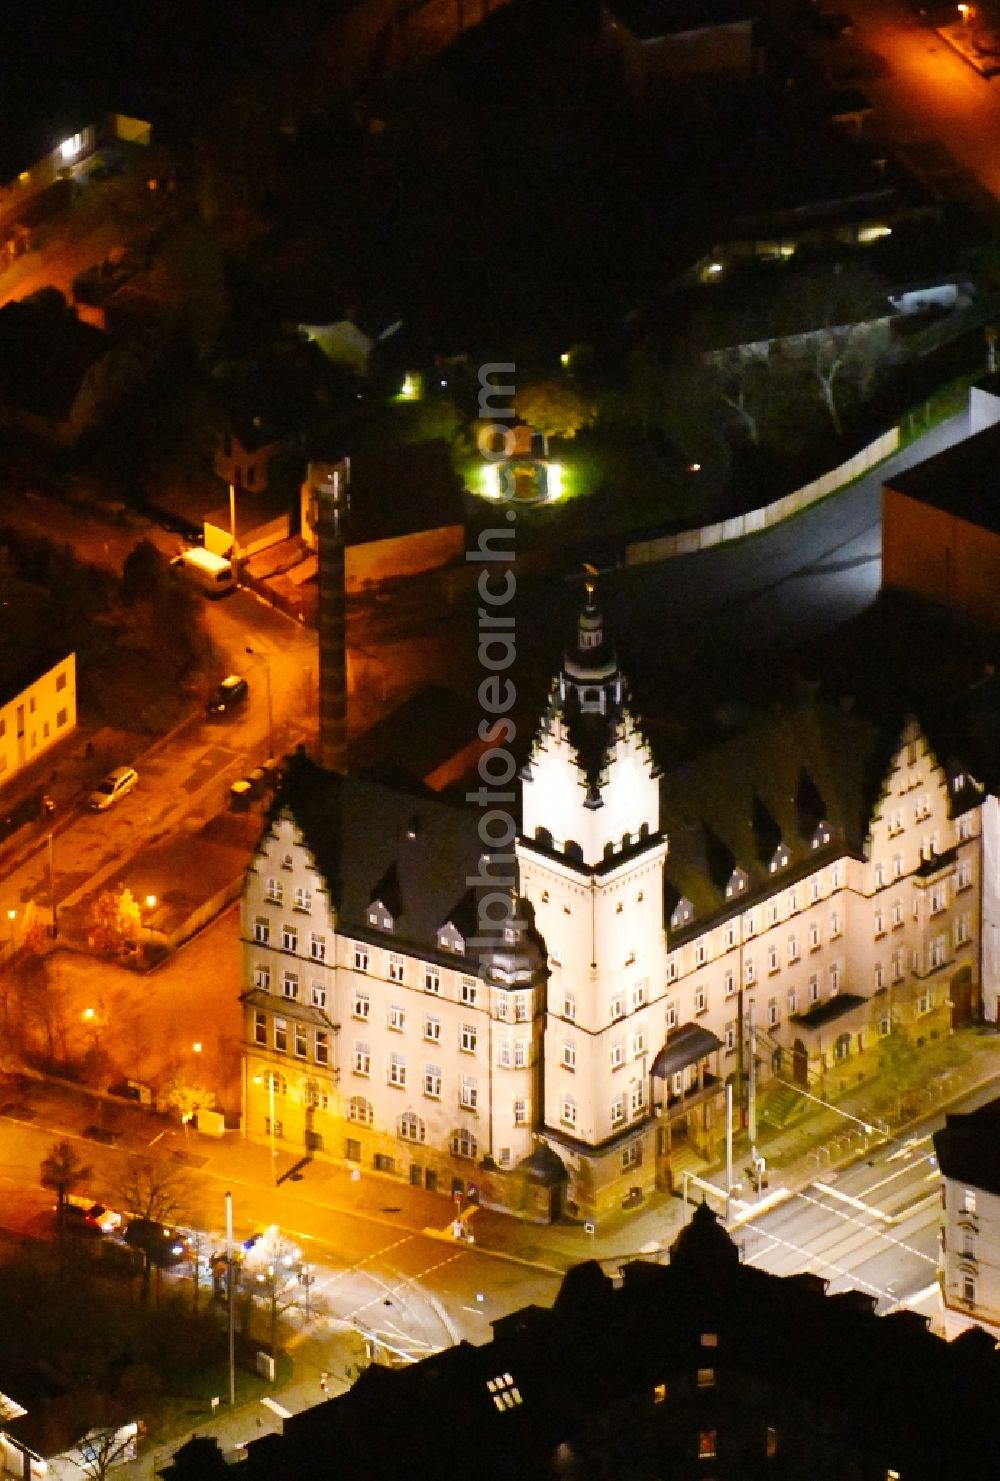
[{"left": 651, "top": 1023, "right": 722, "bottom": 1079}]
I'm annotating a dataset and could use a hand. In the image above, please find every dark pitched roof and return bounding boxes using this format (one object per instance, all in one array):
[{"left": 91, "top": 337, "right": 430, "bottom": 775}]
[
  {"left": 885, "top": 420, "right": 1000, "bottom": 536},
  {"left": 933, "top": 1096, "right": 1000, "bottom": 1197},
  {"left": 209, "top": 1206, "right": 1000, "bottom": 1481},
  {"left": 608, "top": 0, "right": 754, "bottom": 38},
  {"left": 662, "top": 701, "right": 894, "bottom": 936},
  {"left": 0, "top": 293, "right": 107, "bottom": 423},
  {"left": 262, "top": 751, "right": 485, "bottom": 967}
]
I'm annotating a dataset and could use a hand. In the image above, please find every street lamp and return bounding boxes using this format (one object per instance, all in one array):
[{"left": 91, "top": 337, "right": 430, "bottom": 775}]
[{"left": 245, "top": 645, "right": 274, "bottom": 758}]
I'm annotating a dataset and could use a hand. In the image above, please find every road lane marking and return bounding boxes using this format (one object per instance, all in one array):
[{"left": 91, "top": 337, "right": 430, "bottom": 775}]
[
  {"left": 745, "top": 1223, "right": 892, "bottom": 1300},
  {"left": 794, "top": 1189, "right": 937, "bottom": 1265},
  {"left": 813, "top": 1181, "right": 896, "bottom": 1223},
  {"left": 345, "top": 1251, "right": 466, "bottom": 1323}
]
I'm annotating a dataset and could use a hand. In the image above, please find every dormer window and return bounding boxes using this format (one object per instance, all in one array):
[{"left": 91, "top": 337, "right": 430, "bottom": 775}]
[
  {"left": 579, "top": 685, "right": 605, "bottom": 714},
  {"left": 437, "top": 921, "right": 465, "bottom": 954},
  {"left": 769, "top": 845, "right": 790, "bottom": 873},
  {"left": 725, "top": 869, "right": 747, "bottom": 899},
  {"left": 669, "top": 898, "right": 693, "bottom": 930},
  {"left": 367, "top": 899, "right": 394, "bottom": 932},
  {"left": 811, "top": 822, "right": 831, "bottom": 849}
]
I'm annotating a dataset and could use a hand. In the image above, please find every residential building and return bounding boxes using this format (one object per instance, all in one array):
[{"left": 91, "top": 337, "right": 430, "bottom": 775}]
[
  {"left": 238, "top": 591, "right": 985, "bottom": 1221},
  {"left": 0, "top": 655, "right": 76, "bottom": 790},
  {"left": 933, "top": 1097, "right": 1000, "bottom": 1340},
  {"left": 165, "top": 1204, "right": 1000, "bottom": 1481}
]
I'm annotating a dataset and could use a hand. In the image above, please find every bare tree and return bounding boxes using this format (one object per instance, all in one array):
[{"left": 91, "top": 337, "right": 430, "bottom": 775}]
[
  {"left": 779, "top": 266, "right": 893, "bottom": 435},
  {"left": 116, "top": 1153, "right": 193, "bottom": 1302},
  {"left": 240, "top": 1225, "right": 306, "bottom": 1352},
  {"left": 68, "top": 1423, "right": 139, "bottom": 1481},
  {"left": 40, "top": 1140, "right": 93, "bottom": 1242}
]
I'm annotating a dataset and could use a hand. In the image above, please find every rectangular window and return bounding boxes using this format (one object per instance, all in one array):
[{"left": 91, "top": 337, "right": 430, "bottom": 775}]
[
  {"left": 354, "top": 945, "right": 369, "bottom": 972},
  {"left": 611, "top": 994, "right": 625, "bottom": 1021},
  {"left": 353, "top": 1043, "right": 370, "bottom": 1076},
  {"left": 768, "top": 997, "right": 778, "bottom": 1028},
  {"left": 892, "top": 948, "right": 904, "bottom": 983},
  {"left": 767, "top": 947, "right": 778, "bottom": 974},
  {"left": 513, "top": 1098, "right": 527, "bottom": 1125},
  {"left": 499, "top": 1040, "right": 511, "bottom": 1068},
  {"left": 311, "top": 982, "right": 326, "bottom": 1009},
  {"left": 461, "top": 1023, "right": 478, "bottom": 1054},
  {"left": 810, "top": 878, "right": 820, "bottom": 903},
  {"left": 315, "top": 1030, "right": 329, "bottom": 1065},
  {"left": 462, "top": 978, "right": 478, "bottom": 1006},
  {"left": 564, "top": 991, "right": 576, "bottom": 1021},
  {"left": 282, "top": 971, "right": 298, "bottom": 1000},
  {"left": 354, "top": 991, "right": 370, "bottom": 1020},
  {"left": 424, "top": 1016, "right": 441, "bottom": 1042},
  {"left": 724, "top": 969, "right": 735, "bottom": 997},
  {"left": 56, "top": 670, "right": 67, "bottom": 691},
  {"left": 874, "top": 961, "right": 884, "bottom": 990},
  {"left": 294, "top": 1023, "right": 307, "bottom": 1058},
  {"left": 632, "top": 1030, "right": 646, "bottom": 1058},
  {"left": 388, "top": 1052, "right": 406, "bottom": 1087},
  {"left": 874, "top": 908, "right": 885, "bottom": 937},
  {"left": 665, "top": 999, "right": 677, "bottom": 1029},
  {"left": 632, "top": 980, "right": 647, "bottom": 1009},
  {"left": 389, "top": 1004, "right": 405, "bottom": 1032},
  {"left": 694, "top": 985, "right": 706, "bottom": 1014},
  {"left": 695, "top": 942, "right": 706, "bottom": 966},
  {"left": 874, "top": 862, "right": 885, "bottom": 887},
  {"left": 963, "top": 1188, "right": 976, "bottom": 1214},
  {"left": 389, "top": 953, "right": 405, "bottom": 982},
  {"left": 892, "top": 854, "right": 904, "bottom": 880},
  {"left": 697, "top": 1368, "right": 715, "bottom": 1389},
  {"left": 255, "top": 964, "right": 270, "bottom": 991},
  {"left": 787, "top": 988, "right": 797, "bottom": 1014},
  {"left": 955, "top": 915, "right": 970, "bottom": 945},
  {"left": 666, "top": 960, "right": 677, "bottom": 983},
  {"left": 254, "top": 1010, "right": 267, "bottom": 1046},
  {"left": 930, "top": 886, "right": 945, "bottom": 915},
  {"left": 424, "top": 968, "right": 440, "bottom": 994},
  {"left": 254, "top": 917, "right": 269, "bottom": 944},
  {"left": 630, "top": 1080, "right": 646, "bottom": 1116},
  {"left": 610, "top": 1096, "right": 625, "bottom": 1127},
  {"left": 622, "top": 1142, "right": 641, "bottom": 1171},
  {"left": 724, "top": 1021, "right": 735, "bottom": 1053},
  {"left": 957, "top": 859, "right": 973, "bottom": 890},
  {"left": 424, "top": 1064, "right": 442, "bottom": 1098},
  {"left": 460, "top": 1075, "right": 478, "bottom": 1109},
  {"left": 964, "top": 1275, "right": 976, "bottom": 1306},
  {"left": 56, "top": 707, "right": 68, "bottom": 727},
  {"left": 310, "top": 933, "right": 326, "bottom": 961},
  {"left": 514, "top": 994, "right": 528, "bottom": 1022},
  {"left": 562, "top": 1042, "right": 576, "bottom": 1071},
  {"left": 725, "top": 925, "right": 736, "bottom": 950},
  {"left": 809, "top": 923, "right": 820, "bottom": 951},
  {"left": 274, "top": 1017, "right": 287, "bottom": 1053},
  {"left": 699, "top": 1430, "right": 717, "bottom": 1460},
  {"left": 282, "top": 924, "right": 298, "bottom": 953},
  {"left": 766, "top": 903, "right": 778, "bottom": 927},
  {"left": 514, "top": 1040, "right": 527, "bottom": 1068},
  {"left": 829, "top": 911, "right": 841, "bottom": 938},
  {"left": 891, "top": 900, "right": 903, "bottom": 927},
  {"left": 561, "top": 1095, "right": 576, "bottom": 1127},
  {"left": 744, "top": 959, "right": 755, "bottom": 985},
  {"left": 610, "top": 1039, "right": 624, "bottom": 1069},
  {"left": 787, "top": 935, "right": 799, "bottom": 963},
  {"left": 829, "top": 961, "right": 840, "bottom": 994},
  {"left": 294, "top": 886, "right": 312, "bottom": 912},
  {"left": 265, "top": 879, "right": 283, "bottom": 904},
  {"left": 809, "top": 974, "right": 819, "bottom": 1004}
]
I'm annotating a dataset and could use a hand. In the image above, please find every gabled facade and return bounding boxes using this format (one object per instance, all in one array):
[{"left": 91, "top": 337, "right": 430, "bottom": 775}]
[{"left": 239, "top": 596, "right": 988, "bottom": 1222}]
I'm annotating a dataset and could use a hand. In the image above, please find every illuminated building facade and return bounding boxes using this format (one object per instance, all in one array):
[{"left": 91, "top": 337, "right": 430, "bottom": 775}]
[{"left": 240, "top": 592, "right": 989, "bottom": 1221}]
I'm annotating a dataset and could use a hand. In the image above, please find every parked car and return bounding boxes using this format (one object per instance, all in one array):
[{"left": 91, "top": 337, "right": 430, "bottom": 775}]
[
  {"left": 206, "top": 674, "right": 249, "bottom": 717},
  {"left": 88, "top": 765, "right": 138, "bottom": 811},
  {"left": 123, "top": 1218, "right": 191, "bottom": 1267},
  {"left": 64, "top": 1194, "right": 123, "bottom": 1233}
]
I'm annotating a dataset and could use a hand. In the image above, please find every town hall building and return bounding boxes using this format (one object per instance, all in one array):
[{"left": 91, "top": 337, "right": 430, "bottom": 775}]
[{"left": 240, "top": 590, "right": 992, "bottom": 1220}]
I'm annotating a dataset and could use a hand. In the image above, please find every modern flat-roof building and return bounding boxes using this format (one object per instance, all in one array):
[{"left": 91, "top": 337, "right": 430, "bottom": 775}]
[{"left": 0, "top": 654, "right": 76, "bottom": 792}]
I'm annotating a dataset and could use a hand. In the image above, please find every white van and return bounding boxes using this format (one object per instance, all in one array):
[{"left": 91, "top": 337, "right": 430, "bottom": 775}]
[{"left": 170, "top": 547, "right": 236, "bottom": 596}]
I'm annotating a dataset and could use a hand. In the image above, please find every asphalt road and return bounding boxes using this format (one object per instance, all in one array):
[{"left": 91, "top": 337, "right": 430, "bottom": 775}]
[{"left": 735, "top": 1078, "right": 1000, "bottom": 1324}]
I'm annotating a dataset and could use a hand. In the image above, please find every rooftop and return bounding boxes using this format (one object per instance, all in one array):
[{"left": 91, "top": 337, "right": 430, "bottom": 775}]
[
  {"left": 885, "top": 420, "right": 1000, "bottom": 536},
  {"left": 934, "top": 1096, "right": 1000, "bottom": 1198}
]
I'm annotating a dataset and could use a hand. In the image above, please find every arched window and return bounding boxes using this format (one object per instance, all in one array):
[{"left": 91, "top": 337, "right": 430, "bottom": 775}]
[
  {"left": 534, "top": 826, "right": 553, "bottom": 850},
  {"left": 398, "top": 1111, "right": 426, "bottom": 1143},
  {"left": 451, "top": 1128, "right": 478, "bottom": 1160},
  {"left": 273, "top": 1072, "right": 287, "bottom": 1096},
  {"left": 348, "top": 1096, "right": 374, "bottom": 1126}
]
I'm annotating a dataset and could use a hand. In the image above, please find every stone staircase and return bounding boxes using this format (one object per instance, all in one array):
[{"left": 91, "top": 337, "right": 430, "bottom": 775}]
[{"left": 759, "top": 1080, "right": 800, "bottom": 1130}]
